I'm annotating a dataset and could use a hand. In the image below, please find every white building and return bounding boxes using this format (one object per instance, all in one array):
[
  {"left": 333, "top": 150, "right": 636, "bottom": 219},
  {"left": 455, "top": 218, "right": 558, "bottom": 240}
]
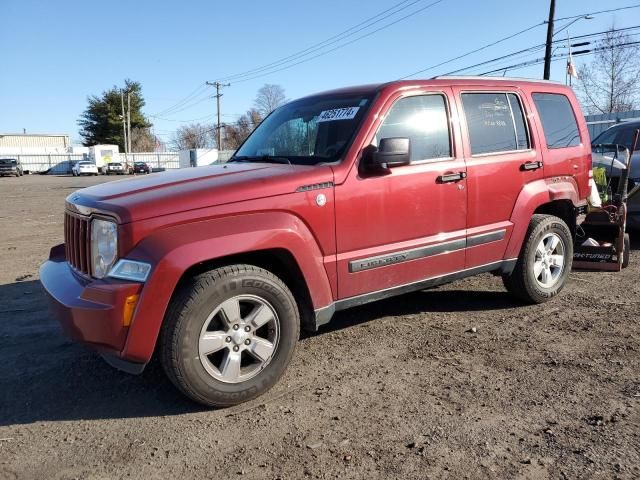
[{"left": 0, "top": 133, "right": 70, "bottom": 154}]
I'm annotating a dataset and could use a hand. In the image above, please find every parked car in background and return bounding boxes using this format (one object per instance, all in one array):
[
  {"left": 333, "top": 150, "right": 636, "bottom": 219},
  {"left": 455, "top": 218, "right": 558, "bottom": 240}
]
[
  {"left": 591, "top": 120, "right": 640, "bottom": 230},
  {"left": 105, "top": 162, "right": 126, "bottom": 175},
  {"left": 42, "top": 77, "right": 591, "bottom": 407},
  {"left": 72, "top": 161, "right": 99, "bottom": 176},
  {"left": 133, "top": 162, "right": 152, "bottom": 174},
  {"left": 0, "top": 158, "right": 24, "bottom": 177}
]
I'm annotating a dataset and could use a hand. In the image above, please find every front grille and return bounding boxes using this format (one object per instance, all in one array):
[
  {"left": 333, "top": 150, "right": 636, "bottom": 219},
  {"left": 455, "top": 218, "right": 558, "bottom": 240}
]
[{"left": 64, "top": 212, "right": 91, "bottom": 275}]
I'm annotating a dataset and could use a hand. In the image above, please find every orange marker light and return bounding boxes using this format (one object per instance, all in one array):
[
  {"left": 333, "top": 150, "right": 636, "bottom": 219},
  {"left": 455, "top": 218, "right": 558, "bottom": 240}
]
[{"left": 123, "top": 294, "right": 139, "bottom": 327}]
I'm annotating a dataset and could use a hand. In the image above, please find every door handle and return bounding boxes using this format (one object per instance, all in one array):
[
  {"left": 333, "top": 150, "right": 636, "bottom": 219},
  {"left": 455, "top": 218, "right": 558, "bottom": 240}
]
[
  {"left": 437, "top": 171, "right": 467, "bottom": 183},
  {"left": 520, "top": 161, "right": 543, "bottom": 171}
]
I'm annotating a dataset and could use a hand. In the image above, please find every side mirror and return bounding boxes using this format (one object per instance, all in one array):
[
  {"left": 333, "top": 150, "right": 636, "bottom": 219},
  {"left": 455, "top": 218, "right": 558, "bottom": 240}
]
[{"left": 365, "top": 137, "right": 411, "bottom": 170}]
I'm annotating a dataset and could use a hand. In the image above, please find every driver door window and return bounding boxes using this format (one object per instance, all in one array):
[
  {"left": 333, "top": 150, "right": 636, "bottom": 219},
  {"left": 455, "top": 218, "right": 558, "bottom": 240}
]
[{"left": 376, "top": 94, "right": 452, "bottom": 162}]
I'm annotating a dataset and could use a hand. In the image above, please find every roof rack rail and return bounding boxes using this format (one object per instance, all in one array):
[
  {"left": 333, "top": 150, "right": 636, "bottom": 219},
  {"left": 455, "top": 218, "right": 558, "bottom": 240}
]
[{"left": 430, "top": 75, "right": 561, "bottom": 84}]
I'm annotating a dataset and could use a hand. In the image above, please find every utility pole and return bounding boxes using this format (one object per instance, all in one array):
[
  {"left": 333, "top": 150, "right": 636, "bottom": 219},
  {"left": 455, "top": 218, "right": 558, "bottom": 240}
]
[
  {"left": 127, "top": 91, "right": 132, "bottom": 156},
  {"left": 121, "top": 90, "right": 128, "bottom": 157},
  {"left": 206, "top": 81, "right": 230, "bottom": 150},
  {"left": 543, "top": 0, "right": 556, "bottom": 80}
]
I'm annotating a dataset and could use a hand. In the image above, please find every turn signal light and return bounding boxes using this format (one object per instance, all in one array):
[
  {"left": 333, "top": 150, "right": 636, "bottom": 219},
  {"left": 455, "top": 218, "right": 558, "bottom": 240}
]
[{"left": 123, "top": 294, "right": 139, "bottom": 327}]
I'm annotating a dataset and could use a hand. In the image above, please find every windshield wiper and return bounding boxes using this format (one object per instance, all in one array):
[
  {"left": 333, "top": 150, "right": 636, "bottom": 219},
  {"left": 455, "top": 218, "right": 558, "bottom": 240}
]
[{"left": 229, "top": 155, "right": 292, "bottom": 165}]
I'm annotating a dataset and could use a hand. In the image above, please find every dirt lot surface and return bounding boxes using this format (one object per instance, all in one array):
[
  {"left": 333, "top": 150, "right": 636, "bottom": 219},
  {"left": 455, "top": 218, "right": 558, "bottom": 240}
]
[{"left": 0, "top": 174, "right": 639, "bottom": 479}]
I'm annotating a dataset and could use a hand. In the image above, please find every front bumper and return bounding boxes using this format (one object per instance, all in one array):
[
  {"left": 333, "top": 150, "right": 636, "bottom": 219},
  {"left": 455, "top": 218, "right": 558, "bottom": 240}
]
[{"left": 40, "top": 244, "right": 145, "bottom": 369}]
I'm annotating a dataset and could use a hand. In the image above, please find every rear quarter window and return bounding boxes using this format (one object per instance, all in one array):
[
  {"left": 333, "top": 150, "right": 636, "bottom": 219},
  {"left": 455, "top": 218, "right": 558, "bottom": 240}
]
[{"left": 532, "top": 93, "right": 581, "bottom": 148}]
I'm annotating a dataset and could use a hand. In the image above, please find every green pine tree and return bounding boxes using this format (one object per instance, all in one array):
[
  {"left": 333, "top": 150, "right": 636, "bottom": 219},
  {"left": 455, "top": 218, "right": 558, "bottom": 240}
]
[{"left": 78, "top": 79, "right": 152, "bottom": 150}]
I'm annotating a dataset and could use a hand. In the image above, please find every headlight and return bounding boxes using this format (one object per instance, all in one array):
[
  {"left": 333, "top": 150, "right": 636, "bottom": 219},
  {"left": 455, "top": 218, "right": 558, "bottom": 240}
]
[{"left": 91, "top": 218, "right": 118, "bottom": 278}]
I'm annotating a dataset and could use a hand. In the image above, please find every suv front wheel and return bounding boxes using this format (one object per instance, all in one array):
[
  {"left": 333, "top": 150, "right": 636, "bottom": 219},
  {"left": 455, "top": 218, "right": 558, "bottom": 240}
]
[
  {"left": 503, "top": 214, "right": 573, "bottom": 304},
  {"left": 160, "top": 264, "right": 300, "bottom": 407}
]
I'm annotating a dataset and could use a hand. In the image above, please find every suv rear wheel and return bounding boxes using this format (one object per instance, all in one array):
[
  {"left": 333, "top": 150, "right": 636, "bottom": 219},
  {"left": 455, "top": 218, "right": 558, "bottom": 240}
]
[
  {"left": 503, "top": 214, "right": 573, "bottom": 304},
  {"left": 160, "top": 264, "right": 300, "bottom": 407}
]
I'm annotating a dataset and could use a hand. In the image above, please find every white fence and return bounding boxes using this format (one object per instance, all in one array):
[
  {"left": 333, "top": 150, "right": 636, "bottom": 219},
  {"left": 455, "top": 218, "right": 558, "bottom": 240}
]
[
  {"left": 11, "top": 154, "right": 86, "bottom": 174},
  {"left": 121, "top": 153, "right": 180, "bottom": 171},
  {"left": 5, "top": 150, "right": 236, "bottom": 174},
  {"left": 6, "top": 153, "right": 180, "bottom": 174}
]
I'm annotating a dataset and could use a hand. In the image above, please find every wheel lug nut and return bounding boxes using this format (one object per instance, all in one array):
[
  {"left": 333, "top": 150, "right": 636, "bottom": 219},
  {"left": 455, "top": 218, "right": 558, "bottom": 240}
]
[
  {"left": 225, "top": 336, "right": 231, "bottom": 343},
  {"left": 233, "top": 345, "right": 239, "bottom": 352},
  {"left": 244, "top": 326, "right": 251, "bottom": 332},
  {"left": 233, "top": 324, "right": 239, "bottom": 330},
  {"left": 244, "top": 339, "right": 251, "bottom": 345}
]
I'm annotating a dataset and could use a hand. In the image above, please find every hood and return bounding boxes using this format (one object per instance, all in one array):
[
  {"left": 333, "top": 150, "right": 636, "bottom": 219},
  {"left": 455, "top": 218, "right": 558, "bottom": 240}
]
[
  {"left": 68, "top": 162, "right": 335, "bottom": 223},
  {"left": 592, "top": 151, "right": 640, "bottom": 180}
]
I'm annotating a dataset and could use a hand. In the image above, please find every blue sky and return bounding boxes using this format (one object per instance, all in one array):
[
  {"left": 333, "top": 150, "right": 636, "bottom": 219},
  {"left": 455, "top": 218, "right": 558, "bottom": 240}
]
[{"left": 1, "top": 0, "right": 638, "bottom": 145}]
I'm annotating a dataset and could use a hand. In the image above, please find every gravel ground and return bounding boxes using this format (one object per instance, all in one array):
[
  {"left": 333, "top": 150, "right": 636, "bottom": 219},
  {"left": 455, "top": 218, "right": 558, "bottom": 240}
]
[{"left": 0, "top": 174, "right": 638, "bottom": 480}]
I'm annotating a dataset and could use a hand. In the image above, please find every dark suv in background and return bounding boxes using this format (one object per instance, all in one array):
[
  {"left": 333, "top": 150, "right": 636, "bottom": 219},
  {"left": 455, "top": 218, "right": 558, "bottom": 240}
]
[
  {"left": 0, "top": 158, "right": 24, "bottom": 177},
  {"left": 133, "top": 162, "right": 152, "bottom": 174},
  {"left": 591, "top": 120, "right": 640, "bottom": 229}
]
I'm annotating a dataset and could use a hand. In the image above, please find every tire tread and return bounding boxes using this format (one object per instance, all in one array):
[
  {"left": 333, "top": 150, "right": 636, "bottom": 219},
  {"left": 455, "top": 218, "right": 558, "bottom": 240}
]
[{"left": 160, "top": 264, "right": 298, "bottom": 407}]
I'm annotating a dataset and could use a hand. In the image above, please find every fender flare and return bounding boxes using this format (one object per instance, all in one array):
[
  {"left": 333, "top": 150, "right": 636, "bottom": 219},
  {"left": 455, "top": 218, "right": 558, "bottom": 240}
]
[
  {"left": 504, "top": 178, "right": 580, "bottom": 259},
  {"left": 121, "top": 212, "right": 334, "bottom": 362}
]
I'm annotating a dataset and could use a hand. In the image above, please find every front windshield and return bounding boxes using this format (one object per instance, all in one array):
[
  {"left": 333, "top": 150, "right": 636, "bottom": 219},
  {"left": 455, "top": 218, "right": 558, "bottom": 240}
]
[{"left": 233, "top": 92, "right": 374, "bottom": 165}]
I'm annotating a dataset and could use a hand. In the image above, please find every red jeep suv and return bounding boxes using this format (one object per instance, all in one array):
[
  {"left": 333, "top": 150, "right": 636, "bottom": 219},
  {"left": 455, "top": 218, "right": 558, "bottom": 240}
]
[{"left": 41, "top": 77, "right": 591, "bottom": 406}]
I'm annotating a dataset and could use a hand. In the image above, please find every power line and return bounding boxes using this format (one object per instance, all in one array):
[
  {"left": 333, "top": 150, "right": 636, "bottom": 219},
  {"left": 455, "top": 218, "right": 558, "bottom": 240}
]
[
  {"left": 150, "top": 4, "right": 640, "bottom": 122},
  {"left": 555, "top": 3, "right": 640, "bottom": 21},
  {"left": 149, "top": 90, "right": 213, "bottom": 119},
  {"left": 226, "top": 0, "right": 446, "bottom": 84},
  {"left": 398, "top": 22, "right": 545, "bottom": 79},
  {"left": 439, "top": 25, "right": 640, "bottom": 77},
  {"left": 400, "top": 5, "right": 640, "bottom": 80},
  {"left": 477, "top": 40, "right": 640, "bottom": 76},
  {"left": 153, "top": 113, "right": 217, "bottom": 123},
  {"left": 149, "top": 83, "right": 208, "bottom": 118},
  {"left": 215, "top": 0, "right": 427, "bottom": 82}
]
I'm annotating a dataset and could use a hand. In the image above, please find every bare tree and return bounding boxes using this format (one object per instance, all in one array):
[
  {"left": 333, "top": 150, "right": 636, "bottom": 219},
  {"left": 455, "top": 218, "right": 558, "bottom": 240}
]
[
  {"left": 254, "top": 84, "right": 287, "bottom": 117},
  {"left": 223, "top": 109, "right": 263, "bottom": 150},
  {"left": 171, "top": 123, "right": 215, "bottom": 150},
  {"left": 576, "top": 27, "right": 640, "bottom": 114},
  {"left": 130, "top": 127, "right": 161, "bottom": 152}
]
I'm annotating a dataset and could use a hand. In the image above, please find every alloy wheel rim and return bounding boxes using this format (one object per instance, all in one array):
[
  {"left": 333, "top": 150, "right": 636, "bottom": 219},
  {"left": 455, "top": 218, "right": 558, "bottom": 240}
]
[
  {"left": 533, "top": 233, "right": 565, "bottom": 288},
  {"left": 198, "top": 294, "right": 280, "bottom": 384}
]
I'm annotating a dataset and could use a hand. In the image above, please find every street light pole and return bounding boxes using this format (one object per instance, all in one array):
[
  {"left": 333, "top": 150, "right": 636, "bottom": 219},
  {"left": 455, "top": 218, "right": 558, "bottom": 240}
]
[
  {"left": 120, "top": 90, "right": 128, "bottom": 158},
  {"left": 127, "top": 91, "right": 132, "bottom": 157}
]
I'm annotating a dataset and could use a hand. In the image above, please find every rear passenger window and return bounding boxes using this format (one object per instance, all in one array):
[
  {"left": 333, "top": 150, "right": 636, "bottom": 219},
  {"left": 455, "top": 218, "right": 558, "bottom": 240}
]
[
  {"left": 532, "top": 93, "right": 581, "bottom": 148},
  {"left": 462, "top": 93, "right": 531, "bottom": 155},
  {"left": 376, "top": 94, "right": 451, "bottom": 162}
]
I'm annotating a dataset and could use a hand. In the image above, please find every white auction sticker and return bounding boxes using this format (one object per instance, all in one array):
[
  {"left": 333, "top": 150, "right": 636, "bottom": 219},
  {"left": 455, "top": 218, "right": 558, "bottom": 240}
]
[{"left": 317, "top": 106, "right": 360, "bottom": 122}]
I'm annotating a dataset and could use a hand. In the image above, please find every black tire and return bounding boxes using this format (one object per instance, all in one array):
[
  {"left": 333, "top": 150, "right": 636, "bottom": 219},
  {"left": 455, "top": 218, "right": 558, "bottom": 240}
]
[
  {"left": 622, "top": 233, "right": 630, "bottom": 269},
  {"left": 502, "top": 214, "right": 573, "bottom": 304},
  {"left": 160, "top": 264, "right": 300, "bottom": 407}
]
